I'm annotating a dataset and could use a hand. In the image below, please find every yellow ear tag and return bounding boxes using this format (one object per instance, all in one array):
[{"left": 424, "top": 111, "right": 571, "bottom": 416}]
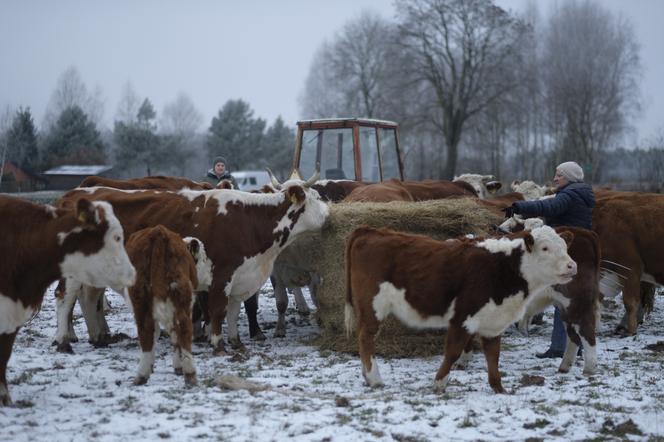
[
  {"left": 78, "top": 212, "right": 88, "bottom": 223},
  {"left": 290, "top": 194, "right": 298, "bottom": 205}
]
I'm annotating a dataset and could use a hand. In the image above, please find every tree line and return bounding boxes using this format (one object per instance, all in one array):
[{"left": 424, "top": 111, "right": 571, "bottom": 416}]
[
  {"left": 1, "top": 0, "right": 662, "bottom": 190},
  {"left": 0, "top": 68, "right": 295, "bottom": 183},
  {"left": 301, "top": 0, "right": 660, "bottom": 186}
]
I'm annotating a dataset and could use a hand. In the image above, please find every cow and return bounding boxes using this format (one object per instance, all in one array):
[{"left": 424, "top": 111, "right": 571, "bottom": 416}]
[
  {"left": 79, "top": 175, "right": 216, "bottom": 190},
  {"left": 311, "top": 180, "right": 367, "bottom": 202},
  {"left": 53, "top": 172, "right": 329, "bottom": 355},
  {"left": 504, "top": 222, "right": 601, "bottom": 374},
  {"left": 344, "top": 179, "right": 415, "bottom": 202},
  {"left": 344, "top": 225, "right": 576, "bottom": 393},
  {"left": 271, "top": 246, "right": 320, "bottom": 338},
  {"left": 54, "top": 176, "right": 264, "bottom": 352},
  {"left": 592, "top": 191, "right": 664, "bottom": 335},
  {"left": 343, "top": 178, "right": 480, "bottom": 203},
  {"left": 0, "top": 195, "right": 136, "bottom": 405},
  {"left": 124, "top": 226, "right": 212, "bottom": 386},
  {"left": 510, "top": 180, "right": 551, "bottom": 200},
  {"left": 401, "top": 180, "right": 478, "bottom": 200},
  {"left": 453, "top": 174, "right": 503, "bottom": 199}
]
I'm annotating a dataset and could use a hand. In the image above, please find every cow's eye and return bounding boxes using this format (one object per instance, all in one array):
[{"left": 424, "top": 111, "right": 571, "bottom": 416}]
[
  {"left": 114, "top": 235, "right": 121, "bottom": 242},
  {"left": 542, "top": 246, "right": 548, "bottom": 251}
]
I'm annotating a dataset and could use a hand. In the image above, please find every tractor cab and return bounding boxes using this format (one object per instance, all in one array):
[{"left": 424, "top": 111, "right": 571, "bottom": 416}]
[{"left": 290, "top": 118, "right": 404, "bottom": 182}]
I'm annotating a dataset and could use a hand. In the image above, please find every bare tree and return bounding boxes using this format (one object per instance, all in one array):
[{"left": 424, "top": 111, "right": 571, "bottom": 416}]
[
  {"left": 300, "top": 11, "right": 397, "bottom": 119},
  {"left": 115, "top": 81, "right": 141, "bottom": 124},
  {"left": 160, "top": 92, "right": 203, "bottom": 137},
  {"left": 43, "top": 66, "right": 105, "bottom": 129},
  {"left": 542, "top": 0, "right": 641, "bottom": 182},
  {"left": 159, "top": 92, "right": 203, "bottom": 175},
  {"left": 396, "top": 0, "right": 529, "bottom": 179}
]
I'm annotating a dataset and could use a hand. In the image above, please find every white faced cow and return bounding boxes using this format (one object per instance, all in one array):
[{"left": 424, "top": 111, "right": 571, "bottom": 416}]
[
  {"left": 345, "top": 225, "right": 576, "bottom": 394},
  {"left": 0, "top": 195, "right": 135, "bottom": 406}
]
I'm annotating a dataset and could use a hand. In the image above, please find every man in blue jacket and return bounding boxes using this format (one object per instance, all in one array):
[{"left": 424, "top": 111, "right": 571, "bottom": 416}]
[{"left": 504, "top": 161, "right": 595, "bottom": 358}]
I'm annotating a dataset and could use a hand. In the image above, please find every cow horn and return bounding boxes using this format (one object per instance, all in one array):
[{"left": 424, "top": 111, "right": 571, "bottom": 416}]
[
  {"left": 303, "top": 164, "right": 320, "bottom": 188},
  {"left": 265, "top": 167, "right": 282, "bottom": 190}
]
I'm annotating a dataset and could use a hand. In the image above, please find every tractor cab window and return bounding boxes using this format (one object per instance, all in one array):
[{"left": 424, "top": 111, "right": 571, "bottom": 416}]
[
  {"left": 299, "top": 128, "right": 354, "bottom": 180},
  {"left": 380, "top": 128, "right": 400, "bottom": 180},
  {"left": 360, "top": 126, "right": 380, "bottom": 182}
]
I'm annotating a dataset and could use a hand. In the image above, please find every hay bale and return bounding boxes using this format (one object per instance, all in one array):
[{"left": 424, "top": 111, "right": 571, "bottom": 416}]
[{"left": 289, "top": 198, "right": 502, "bottom": 357}]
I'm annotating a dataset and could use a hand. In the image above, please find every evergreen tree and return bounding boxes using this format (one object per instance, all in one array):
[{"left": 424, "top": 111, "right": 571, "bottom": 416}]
[
  {"left": 263, "top": 116, "right": 295, "bottom": 180},
  {"left": 207, "top": 99, "right": 266, "bottom": 170},
  {"left": 113, "top": 98, "right": 165, "bottom": 176},
  {"left": 6, "top": 107, "right": 39, "bottom": 169},
  {"left": 42, "top": 105, "right": 106, "bottom": 168}
]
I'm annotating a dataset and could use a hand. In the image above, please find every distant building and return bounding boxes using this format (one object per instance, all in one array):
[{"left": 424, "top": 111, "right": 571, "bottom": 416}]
[
  {"left": 42, "top": 164, "right": 113, "bottom": 190},
  {"left": 0, "top": 160, "right": 48, "bottom": 192}
]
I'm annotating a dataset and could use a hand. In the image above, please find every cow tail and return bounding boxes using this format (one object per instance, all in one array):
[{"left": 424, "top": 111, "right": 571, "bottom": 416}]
[
  {"left": 150, "top": 227, "right": 169, "bottom": 297},
  {"left": 344, "top": 230, "right": 358, "bottom": 339}
]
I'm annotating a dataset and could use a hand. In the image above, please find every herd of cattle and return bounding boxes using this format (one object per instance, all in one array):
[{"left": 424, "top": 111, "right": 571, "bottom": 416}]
[{"left": 0, "top": 171, "right": 662, "bottom": 405}]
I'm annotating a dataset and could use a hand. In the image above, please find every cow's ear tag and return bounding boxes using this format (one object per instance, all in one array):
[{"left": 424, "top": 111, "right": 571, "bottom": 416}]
[
  {"left": 78, "top": 211, "right": 88, "bottom": 223},
  {"left": 290, "top": 193, "right": 298, "bottom": 205}
]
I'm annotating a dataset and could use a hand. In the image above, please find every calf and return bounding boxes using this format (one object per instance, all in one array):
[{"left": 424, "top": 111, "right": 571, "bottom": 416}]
[
  {"left": 0, "top": 195, "right": 135, "bottom": 405},
  {"left": 125, "top": 226, "right": 212, "bottom": 386},
  {"left": 344, "top": 225, "right": 576, "bottom": 393}
]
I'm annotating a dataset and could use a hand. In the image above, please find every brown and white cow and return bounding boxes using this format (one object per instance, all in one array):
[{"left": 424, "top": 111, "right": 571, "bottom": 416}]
[
  {"left": 344, "top": 225, "right": 576, "bottom": 393},
  {"left": 311, "top": 180, "right": 368, "bottom": 202},
  {"left": 505, "top": 222, "right": 602, "bottom": 374},
  {"left": 0, "top": 195, "right": 135, "bottom": 405},
  {"left": 124, "top": 226, "right": 212, "bottom": 386},
  {"left": 79, "top": 175, "right": 216, "bottom": 190},
  {"left": 54, "top": 172, "right": 329, "bottom": 354},
  {"left": 453, "top": 174, "right": 502, "bottom": 199},
  {"left": 510, "top": 180, "right": 551, "bottom": 200},
  {"left": 344, "top": 179, "right": 415, "bottom": 202},
  {"left": 55, "top": 175, "right": 263, "bottom": 351}
]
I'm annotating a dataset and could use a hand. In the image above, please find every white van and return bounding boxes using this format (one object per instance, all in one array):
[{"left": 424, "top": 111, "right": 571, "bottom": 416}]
[{"left": 232, "top": 170, "right": 271, "bottom": 191}]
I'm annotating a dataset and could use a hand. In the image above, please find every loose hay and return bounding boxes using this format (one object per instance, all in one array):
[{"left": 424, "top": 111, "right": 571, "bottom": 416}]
[{"left": 289, "top": 198, "right": 502, "bottom": 357}]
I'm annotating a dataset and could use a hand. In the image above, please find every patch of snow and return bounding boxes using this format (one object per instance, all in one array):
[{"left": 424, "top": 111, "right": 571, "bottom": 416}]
[{"left": 3, "top": 282, "right": 664, "bottom": 441}]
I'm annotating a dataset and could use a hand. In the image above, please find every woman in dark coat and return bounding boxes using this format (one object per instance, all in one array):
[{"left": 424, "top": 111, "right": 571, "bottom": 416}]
[{"left": 506, "top": 161, "right": 595, "bottom": 358}]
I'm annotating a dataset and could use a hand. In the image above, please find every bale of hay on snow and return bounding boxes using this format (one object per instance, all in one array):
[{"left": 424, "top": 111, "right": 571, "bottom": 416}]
[{"left": 288, "top": 198, "right": 501, "bottom": 357}]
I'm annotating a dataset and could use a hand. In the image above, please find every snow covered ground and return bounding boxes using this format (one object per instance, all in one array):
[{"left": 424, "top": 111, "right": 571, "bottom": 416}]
[{"left": 2, "top": 282, "right": 663, "bottom": 441}]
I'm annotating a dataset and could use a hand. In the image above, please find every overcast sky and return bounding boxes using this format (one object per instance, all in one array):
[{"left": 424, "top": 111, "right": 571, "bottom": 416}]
[{"left": 1, "top": 0, "right": 662, "bottom": 145}]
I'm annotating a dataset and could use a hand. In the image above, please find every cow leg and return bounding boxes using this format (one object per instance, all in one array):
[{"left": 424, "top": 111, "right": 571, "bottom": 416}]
[
  {"left": 274, "top": 276, "right": 289, "bottom": 338},
  {"left": 192, "top": 291, "right": 209, "bottom": 343},
  {"left": 226, "top": 298, "right": 245, "bottom": 351},
  {"left": 134, "top": 309, "right": 156, "bottom": 386},
  {"left": 308, "top": 273, "right": 321, "bottom": 308},
  {"left": 434, "top": 325, "right": 471, "bottom": 392},
  {"left": 293, "top": 287, "right": 310, "bottom": 316},
  {"left": 208, "top": 281, "right": 228, "bottom": 356},
  {"left": 0, "top": 331, "right": 18, "bottom": 406},
  {"left": 78, "top": 286, "right": 112, "bottom": 347},
  {"left": 54, "top": 279, "right": 81, "bottom": 353},
  {"left": 455, "top": 338, "right": 475, "bottom": 370},
  {"left": 172, "top": 306, "right": 196, "bottom": 387},
  {"left": 357, "top": 318, "right": 382, "bottom": 387},
  {"left": 575, "top": 321, "right": 598, "bottom": 375},
  {"left": 480, "top": 335, "right": 505, "bottom": 394},
  {"left": 559, "top": 326, "right": 580, "bottom": 374},
  {"left": 617, "top": 263, "right": 642, "bottom": 336},
  {"left": 244, "top": 294, "right": 265, "bottom": 341}
]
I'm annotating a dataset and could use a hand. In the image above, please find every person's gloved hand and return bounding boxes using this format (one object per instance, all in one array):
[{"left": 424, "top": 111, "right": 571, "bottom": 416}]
[{"left": 502, "top": 205, "right": 516, "bottom": 218}]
